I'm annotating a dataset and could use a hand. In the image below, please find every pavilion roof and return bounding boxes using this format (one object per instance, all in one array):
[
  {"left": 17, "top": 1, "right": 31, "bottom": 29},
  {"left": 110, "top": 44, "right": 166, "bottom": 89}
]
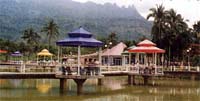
[
  {"left": 56, "top": 27, "right": 103, "bottom": 47},
  {"left": 102, "top": 42, "right": 127, "bottom": 56},
  {"left": 37, "top": 49, "right": 53, "bottom": 56}
]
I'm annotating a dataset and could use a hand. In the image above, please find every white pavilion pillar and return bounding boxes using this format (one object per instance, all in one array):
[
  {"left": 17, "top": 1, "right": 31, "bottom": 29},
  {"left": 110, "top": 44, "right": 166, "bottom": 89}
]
[
  {"left": 98, "top": 47, "right": 102, "bottom": 75},
  {"left": 57, "top": 46, "right": 60, "bottom": 63},
  {"left": 155, "top": 53, "right": 157, "bottom": 74},
  {"left": 161, "top": 53, "right": 164, "bottom": 74},
  {"left": 122, "top": 55, "right": 125, "bottom": 66},
  {"left": 135, "top": 53, "right": 139, "bottom": 63},
  {"left": 37, "top": 56, "right": 38, "bottom": 65},
  {"left": 144, "top": 54, "right": 147, "bottom": 66},
  {"left": 51, "top": 56, "right": 53, "bottom": 65},
  {"left": 129, "top": 53, "right": 131, "bottom": 65},
  {"left": 77, "top": 45, "right": 81, "bottom": 76}
]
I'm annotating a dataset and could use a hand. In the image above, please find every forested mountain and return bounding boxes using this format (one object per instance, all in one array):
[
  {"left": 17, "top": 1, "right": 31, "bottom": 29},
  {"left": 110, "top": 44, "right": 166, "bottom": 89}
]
[{"left": 0, "top": 0, "right": 152, "bottom": 41}]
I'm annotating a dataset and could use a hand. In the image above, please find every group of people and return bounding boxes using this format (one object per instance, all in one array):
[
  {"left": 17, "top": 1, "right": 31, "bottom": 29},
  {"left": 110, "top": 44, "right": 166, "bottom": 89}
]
[
  {"left": 60, "top": 58, "right": 100, "bottom": 75},
  {"left": 130, "top": 62, "right": 156, "bottom": 74},
  {"left": 83, "top": 58, "right": 100, "bottom": 75}
]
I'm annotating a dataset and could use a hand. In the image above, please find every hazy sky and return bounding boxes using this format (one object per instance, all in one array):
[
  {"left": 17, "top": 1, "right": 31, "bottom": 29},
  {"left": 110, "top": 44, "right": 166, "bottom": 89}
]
[{"left": 73, "top": 0, "right": 200, "bottom": 27}]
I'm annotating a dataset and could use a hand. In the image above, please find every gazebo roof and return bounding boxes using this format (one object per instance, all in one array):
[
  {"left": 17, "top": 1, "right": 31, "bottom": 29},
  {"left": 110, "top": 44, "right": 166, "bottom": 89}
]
[
  {"left": 0, "top": 50, "right": 7, "bottom": 53},
  {"left": 103, "top": 42, "right": 127, "bottom": 56},
  {"left": 137, "top": 39, "right": 156, "bottom": 46},
  {"left": 68, "top": 27, "right": 92, "bottom": 38},
  {"left": 56, "top": 27, "right": 103, "bottom": 47},
  {"left": 128, "top": 39, "right": 165, "bottom": 53},
  {"left": 127, "top": 45, "right": 136, "bottom": 49},
  {"left": 37, "top": 49, "right": 53, "bottom": 56},
  {"left": 11, "top": 51, "right": 23, "bottom": 56},
  {"left": 128, "top": 46, "right": 165, "bottom": 53}
]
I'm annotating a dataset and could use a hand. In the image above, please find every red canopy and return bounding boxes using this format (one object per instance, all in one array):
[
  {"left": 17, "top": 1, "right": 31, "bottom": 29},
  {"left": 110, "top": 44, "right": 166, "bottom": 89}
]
[
  {"left": 128, "top": 39, "right": 165, "bottom": 53},
  {"left": 0, "top": 50, "right": 7, "bottom": 53}
]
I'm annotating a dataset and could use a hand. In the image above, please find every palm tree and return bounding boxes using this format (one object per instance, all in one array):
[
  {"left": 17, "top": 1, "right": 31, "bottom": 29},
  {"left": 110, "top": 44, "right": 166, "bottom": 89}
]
[
  {"left": 164, "top": 9, "right": 191, "bottom": 62},
  {"left": 107, "top": 32, "right": 118, "bottom": 47},
  {"left": 21, "top": 28, "right": 40, "bottom": 45},
  {"left": 21, "top": 28, "right": 40, "bottom": 57},
  {"left": 193, "top": 21, "right": 200, "bottom": 44},
  {"left": 147, "top": 4, "right": 167, "bottom": 47},
  {"left": 41, "top": 19, "right": 59, "bottom": 49}
]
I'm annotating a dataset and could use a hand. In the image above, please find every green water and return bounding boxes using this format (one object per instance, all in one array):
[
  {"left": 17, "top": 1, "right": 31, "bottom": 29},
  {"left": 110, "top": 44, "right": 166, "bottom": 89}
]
[{"left": 0, "top": 77, "right": 200, "bottom": 101}]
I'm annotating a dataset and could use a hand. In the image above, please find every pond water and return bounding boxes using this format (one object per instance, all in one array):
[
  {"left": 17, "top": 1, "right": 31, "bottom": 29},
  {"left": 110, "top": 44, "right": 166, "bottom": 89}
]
[{"left": 0, "top": 77, "right": 200, "bottom": 101}]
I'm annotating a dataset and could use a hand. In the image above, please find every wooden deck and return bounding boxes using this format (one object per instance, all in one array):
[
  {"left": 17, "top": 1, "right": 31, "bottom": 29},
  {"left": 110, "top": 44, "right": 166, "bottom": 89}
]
[
  {"left": 0, "top": 72, "right": 105, "bottom": 79},
  {"left": 102, "top": 71, "right": 128, "bottom": 76},
  {"left": 164, "top": 71, "right": 200, "bottom": 80},
  {"left": 164, "top": 71, "right": 200, "bottom": 75},
  {"left": 55, "top": 74, "right": 104, "bottom": 79},
  {"left": 0, "top": 72, "right": 56, "bottom": 79}
]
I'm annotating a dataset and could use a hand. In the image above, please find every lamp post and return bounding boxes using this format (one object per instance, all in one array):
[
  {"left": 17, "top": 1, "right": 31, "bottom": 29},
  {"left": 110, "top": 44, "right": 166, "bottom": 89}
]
[
  {"left": 187, "top": 48, "right": 191, "bottom": 71},
  {"left": 104, "top": 42, "right": 112, "bottom": 70}
]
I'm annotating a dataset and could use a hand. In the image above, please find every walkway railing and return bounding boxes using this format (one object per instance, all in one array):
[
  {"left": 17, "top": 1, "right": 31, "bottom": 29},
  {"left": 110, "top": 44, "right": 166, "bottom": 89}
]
[
  {"left": 1, "top": 63, "right": 199, "bottom": 76},
  {"left": 100, "top": 65, "right": 163, "bottom": 73},
  {"left": 164, "top": 66, "right": 200, "bottom": 72}
]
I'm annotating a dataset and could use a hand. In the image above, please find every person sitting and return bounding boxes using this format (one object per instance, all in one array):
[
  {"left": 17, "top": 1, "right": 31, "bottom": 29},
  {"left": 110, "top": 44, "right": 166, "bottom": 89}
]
[
  {"left": 61, "top": 66, "right": 66, "bottom": 75},
  {"left": 93, "top": 59, "right": 100, "bottom": 75},
  {"left": 86, "top": 58, "right": 95, "bottom": 75},
  {"left": 66, "top": 66, "right": 72, "bottom": 75}
]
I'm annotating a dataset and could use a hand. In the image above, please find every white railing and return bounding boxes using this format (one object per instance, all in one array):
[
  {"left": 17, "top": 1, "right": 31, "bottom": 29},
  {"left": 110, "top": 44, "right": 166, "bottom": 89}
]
[{"left": 165, "top": 66, "right": 200, "bottom": 72}]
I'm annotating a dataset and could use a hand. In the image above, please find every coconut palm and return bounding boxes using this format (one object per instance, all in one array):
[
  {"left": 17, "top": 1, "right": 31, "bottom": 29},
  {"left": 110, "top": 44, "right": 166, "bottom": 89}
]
[
  {"left": 41, "top": 19, "right": 59, "bottom": 49},
  {"left": 147, "top": 4, "right": 167, "bottom": 47},
  {"left": 165, "top": 9, "right": 191, "bottom": 61},
  {"left": 107, "top": 32, "right": 118, "bottom": 47},
  {"left": 21, "top": 27, "right": 41, "bottom": 57},
  {"left": 21, "top": 28, "right": 40, "bottom": 46},
  {"left": 193, "top": 21, "right": 200, "bottom": 44}
]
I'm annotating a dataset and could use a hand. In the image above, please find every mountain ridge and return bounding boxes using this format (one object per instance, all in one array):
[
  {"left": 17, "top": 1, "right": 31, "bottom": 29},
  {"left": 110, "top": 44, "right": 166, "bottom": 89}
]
[{"left": 0, "top": 0, "right": 152, "bottom": 41}]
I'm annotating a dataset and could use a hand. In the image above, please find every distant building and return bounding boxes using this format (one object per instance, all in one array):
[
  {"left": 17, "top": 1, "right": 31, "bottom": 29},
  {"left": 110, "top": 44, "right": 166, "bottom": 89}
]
[{"left": 102, "top": 42, "right": 127, "bottom": 66}]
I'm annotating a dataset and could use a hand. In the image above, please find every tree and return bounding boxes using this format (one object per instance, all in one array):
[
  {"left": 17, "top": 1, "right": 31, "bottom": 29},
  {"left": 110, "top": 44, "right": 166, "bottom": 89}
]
[
  {"left": 193, "top": 21, "right": 200, "bottom": 44},
  {"left": 147, "top": 5, "right": 192, "bottom": 65},
  {"left": 147, "top": 4, "right": 167, "bottom": 48},
  {"left": 21, "top": 28, "right": 40, "bottom": 45},
  {"left": 107, "top": 32, "right": 118, "bottom": 47},
  {"left": 21, "top": 27, "right": 41, "bottom": 57},
  {"left": 41, "top": 19, "right": 59, "bottom": 49}
]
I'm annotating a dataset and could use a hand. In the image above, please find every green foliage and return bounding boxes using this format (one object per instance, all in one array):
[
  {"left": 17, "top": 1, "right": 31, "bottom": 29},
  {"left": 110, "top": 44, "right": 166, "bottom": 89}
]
[
  {"left": 191, "top": 55, "right": 200, "bottom": 66},
  {"left": 21, "top": 28, "right": 41, "bottom": 45},
  {"left": 41, "top": 19, "right": 59, "bottom": 49},
  {"left": 0, "top": 0, "right": 151, "bottom": 41},
  {"left": 193, "top": 21, "right": 200, "bottom": 44},
  {"left": 147, "top": 5, "right": 198, "bottom": 63},
  {"left": 107, "top": 32, "right": 118, "bottom": 47}
]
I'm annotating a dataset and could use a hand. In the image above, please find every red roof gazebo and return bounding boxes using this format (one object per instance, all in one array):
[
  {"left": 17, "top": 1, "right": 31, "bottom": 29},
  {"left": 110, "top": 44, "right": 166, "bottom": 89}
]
[{"left": 128, "top": 39, "right": 165, "bottom": 75}]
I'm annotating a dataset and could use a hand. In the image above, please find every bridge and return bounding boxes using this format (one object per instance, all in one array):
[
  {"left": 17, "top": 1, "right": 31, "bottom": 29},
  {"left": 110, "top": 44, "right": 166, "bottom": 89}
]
[{"left": 0, "top": 64, "right": 200, "bottom": 95}]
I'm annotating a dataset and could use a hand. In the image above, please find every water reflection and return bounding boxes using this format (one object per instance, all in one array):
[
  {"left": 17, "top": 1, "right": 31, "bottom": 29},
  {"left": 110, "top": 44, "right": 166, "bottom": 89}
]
[
  {"left": 9, "top": 79, "right": 22, "bottom": 87},
  {"left": 103, "top": 77, "right": 124, "bottom": 90},
  {"left": 36, "top": 79, "right": 52, "bottom": 94},
  {"left": 0, "top": 78, "right": 199, "bottom": 101},
  {"left": 0, "top": 79, "right": 6, "bottom": 85}
]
